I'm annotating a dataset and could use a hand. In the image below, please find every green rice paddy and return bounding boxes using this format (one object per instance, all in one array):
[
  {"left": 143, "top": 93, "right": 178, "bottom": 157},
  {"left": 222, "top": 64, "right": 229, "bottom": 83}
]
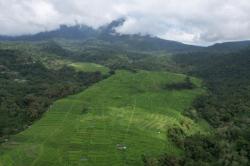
[
  {"left": 69, "top": 62, "right": 109, "bottom": 75},
  {"left": 0, "top": 70, "right": 209, "bottom": 166}
]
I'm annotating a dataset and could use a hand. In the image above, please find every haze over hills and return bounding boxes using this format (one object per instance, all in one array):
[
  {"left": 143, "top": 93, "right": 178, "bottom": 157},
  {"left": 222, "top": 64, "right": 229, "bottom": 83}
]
[{"left": 1, "top": 18, "right": 250, "bottom": 53}]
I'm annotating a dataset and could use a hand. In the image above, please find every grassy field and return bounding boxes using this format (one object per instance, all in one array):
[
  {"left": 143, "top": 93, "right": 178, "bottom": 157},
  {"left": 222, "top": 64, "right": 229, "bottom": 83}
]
[
  {"left": 41, "top": 58, "right": 110, "bottom": 75},
  {"left": 0, "top": 70, "right": 209, "bottom": 166},
  {"left": 69, "top": 62, "right": 109, "bottom": 75}
]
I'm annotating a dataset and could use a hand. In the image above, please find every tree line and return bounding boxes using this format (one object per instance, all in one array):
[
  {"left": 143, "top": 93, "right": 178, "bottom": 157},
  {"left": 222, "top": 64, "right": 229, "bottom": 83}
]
[
  {"left": 143, "top": 48, "right": 250, "bottom": 165},
  {"left": 0, "top": 49, "right": 105, "bottom": 142}
]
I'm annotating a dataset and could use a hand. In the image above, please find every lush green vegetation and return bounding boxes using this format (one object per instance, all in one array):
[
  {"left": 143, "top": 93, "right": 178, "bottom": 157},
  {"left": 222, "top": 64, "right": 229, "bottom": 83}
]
[
  {"left": 153, "top": 48, "right": 250, "bottom": 165},
  {"left": 0, "top": 70, "right": 209, "bottom": 165},
  {"left": 69, "top": 62, "right": 109, "bottom": 75},
  {"left": 1, "top": 22, "right": 250, "bottom": 166},
  {"left": 0, "top": 49, "right": 108, "bottom": 142}
]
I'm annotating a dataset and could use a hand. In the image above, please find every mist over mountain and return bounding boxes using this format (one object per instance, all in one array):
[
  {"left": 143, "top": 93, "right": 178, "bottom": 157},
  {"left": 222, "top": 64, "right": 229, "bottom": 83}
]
[
  {"left": 1, "top": 18, "right": 250, "bottom": 53},
  {"left": 0, "top": 18, "right": 203, "bottom": 53}
]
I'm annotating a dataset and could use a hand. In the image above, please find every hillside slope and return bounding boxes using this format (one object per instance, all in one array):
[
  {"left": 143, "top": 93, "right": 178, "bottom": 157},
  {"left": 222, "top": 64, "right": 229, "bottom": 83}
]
[{"left": 0, "top": 70, "right": 209, "bottom": 166}]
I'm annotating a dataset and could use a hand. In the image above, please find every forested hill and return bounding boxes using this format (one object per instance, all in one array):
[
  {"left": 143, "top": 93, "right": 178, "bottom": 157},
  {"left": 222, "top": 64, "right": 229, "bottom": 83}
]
[
  {"left": 0, "top": 48, "right": 107, "bottom": 141},
  {"left": 155, "top": 47, "right": 250, "bottom": 165},
  {"left": 206, "top": 40, "right": 250, "bottom": 53}
]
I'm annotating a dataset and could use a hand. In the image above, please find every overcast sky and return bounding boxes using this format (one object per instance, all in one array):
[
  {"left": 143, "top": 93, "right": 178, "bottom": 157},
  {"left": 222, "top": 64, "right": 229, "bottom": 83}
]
[{"left": 0, "top": 0, "right": 250, "bottom": 45}]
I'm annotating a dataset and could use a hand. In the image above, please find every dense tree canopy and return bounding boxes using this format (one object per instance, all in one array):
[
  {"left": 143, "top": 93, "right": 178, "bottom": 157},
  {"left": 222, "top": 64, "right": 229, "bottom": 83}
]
[
  {"left": 153, "top": 48, "right": 250, "bottom": 165},
  {"left": 0, "top": 49, "right": 104, "bottom": 141}
]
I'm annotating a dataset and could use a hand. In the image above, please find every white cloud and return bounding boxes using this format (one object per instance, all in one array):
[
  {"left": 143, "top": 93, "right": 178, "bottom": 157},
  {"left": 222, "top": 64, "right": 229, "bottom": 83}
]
[{"left": 0, "top": 0, "right": 250, "bottom": 45}]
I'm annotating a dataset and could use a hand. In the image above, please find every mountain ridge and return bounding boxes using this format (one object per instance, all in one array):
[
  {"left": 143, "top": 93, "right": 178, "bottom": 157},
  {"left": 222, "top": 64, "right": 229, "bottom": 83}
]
[{"left": 1, "top": 18, "right": 250, "bottom": 53}]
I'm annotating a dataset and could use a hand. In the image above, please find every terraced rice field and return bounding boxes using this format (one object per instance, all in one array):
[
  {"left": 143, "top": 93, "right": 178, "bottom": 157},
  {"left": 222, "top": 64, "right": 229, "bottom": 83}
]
[
  {"left": 69, "top": 62, "right": 109, "bottom": 75},
  {"left": 0, "top": 70, "right": 209, "bottom": 166}
]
